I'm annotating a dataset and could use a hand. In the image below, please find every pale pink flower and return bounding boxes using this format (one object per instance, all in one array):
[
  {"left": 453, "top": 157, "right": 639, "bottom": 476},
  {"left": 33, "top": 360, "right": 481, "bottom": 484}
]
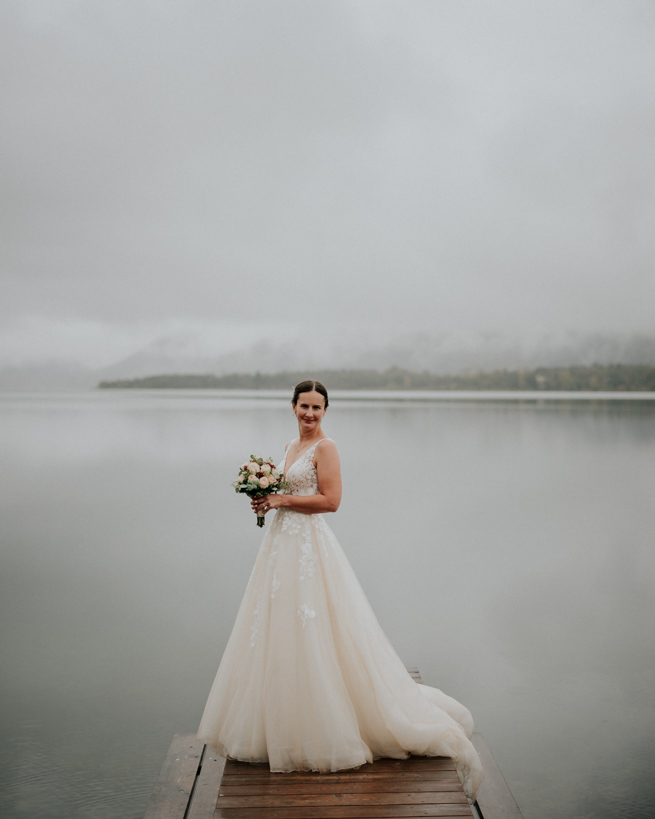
[
  {"left": 259, "top": 476, "right": 269, "bottom": 489},
  {"left": 247, "top": 462, "right": 259, "bottom": 473}
]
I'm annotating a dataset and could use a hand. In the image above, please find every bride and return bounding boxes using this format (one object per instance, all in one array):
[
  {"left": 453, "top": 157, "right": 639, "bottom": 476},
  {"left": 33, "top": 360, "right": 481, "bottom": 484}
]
[{"left": 197, "top": 380, "right": 483, "bottom": 801}]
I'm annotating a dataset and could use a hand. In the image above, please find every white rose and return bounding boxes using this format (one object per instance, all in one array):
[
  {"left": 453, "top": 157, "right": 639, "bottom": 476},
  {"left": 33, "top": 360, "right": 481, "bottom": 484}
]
[
  {"left": 261, "top": 463, "right": 272, "bottom": 474},
  {"left": 247, "top": 462, "right": 259, "bottom": 473},
  {"left": 259, "top": 476, "right": 269, "bottom": 489}
]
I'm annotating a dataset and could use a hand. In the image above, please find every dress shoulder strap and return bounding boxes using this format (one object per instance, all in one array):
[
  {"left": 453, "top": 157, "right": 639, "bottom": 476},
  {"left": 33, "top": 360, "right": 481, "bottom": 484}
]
[{"left": 312, "top": 437, "right": 334, "bottom": 452}]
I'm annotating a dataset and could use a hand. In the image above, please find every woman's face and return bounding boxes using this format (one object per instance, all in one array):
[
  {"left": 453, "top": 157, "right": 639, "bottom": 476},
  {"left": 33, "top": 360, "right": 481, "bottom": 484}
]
[{"left": 293, "top": 390, "right": 327, "bottom": 433}]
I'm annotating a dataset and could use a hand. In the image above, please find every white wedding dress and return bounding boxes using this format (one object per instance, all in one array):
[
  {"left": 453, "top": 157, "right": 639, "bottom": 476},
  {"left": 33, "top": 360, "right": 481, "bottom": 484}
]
[{"left": 197, "top": 439, "right": 484, "bottom": 801}]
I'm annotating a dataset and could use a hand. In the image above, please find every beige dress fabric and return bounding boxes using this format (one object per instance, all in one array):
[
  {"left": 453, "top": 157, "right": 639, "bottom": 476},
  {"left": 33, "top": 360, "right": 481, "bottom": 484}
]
[{"left": 197, "top": 438, "right": 484, "bottom": 801}]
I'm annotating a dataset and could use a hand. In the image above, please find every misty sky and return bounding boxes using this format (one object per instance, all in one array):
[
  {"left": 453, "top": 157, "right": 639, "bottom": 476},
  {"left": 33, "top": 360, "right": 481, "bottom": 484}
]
[{"left": 2, "top": 0, "right": 654, "bottom": 367}]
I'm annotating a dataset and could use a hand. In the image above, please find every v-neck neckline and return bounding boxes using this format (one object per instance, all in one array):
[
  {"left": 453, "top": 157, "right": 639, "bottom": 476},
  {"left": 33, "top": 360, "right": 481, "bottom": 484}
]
[{"left": 282, "top": 437, "right": 324, "bottom": 476}]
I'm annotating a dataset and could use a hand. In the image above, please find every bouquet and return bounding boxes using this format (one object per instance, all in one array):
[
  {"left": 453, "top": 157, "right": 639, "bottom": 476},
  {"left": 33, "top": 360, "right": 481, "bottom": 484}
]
[{"left": 233, "top": 456, "right": 286, "bottom": 527}]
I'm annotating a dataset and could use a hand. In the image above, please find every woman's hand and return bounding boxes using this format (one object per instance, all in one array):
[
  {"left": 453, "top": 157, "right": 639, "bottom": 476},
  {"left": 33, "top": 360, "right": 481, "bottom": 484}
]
[{"left": 251, "top": 494, "right": 286, "bottom": 516}]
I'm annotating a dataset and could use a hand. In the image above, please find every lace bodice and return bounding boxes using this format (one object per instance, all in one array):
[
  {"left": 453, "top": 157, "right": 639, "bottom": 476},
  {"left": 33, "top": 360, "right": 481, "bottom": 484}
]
[{"left": 281, "top": 438, "right": 331, "bottom": 497}]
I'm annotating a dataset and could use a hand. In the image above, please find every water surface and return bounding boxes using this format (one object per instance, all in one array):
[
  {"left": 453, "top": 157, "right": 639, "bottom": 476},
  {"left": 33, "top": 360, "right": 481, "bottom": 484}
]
[{"left": 1, "top": 390, "right": 654, "bottom": 818}]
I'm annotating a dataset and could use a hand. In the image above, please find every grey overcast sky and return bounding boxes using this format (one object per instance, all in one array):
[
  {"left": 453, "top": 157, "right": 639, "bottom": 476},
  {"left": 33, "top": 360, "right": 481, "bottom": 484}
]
[{"left": 2, "top": 0, "right": 654, "bottom": 367}]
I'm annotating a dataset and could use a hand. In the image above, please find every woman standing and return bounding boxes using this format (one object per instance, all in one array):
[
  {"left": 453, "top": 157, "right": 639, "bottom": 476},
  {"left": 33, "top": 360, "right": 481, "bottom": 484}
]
[{"left": 197, "top": 380, "right": 483, "bottom": 801}]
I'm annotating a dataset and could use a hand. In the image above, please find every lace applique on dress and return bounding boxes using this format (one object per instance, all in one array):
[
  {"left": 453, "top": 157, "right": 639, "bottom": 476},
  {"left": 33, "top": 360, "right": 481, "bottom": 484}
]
[
  {"left": 299, "top": 542, "right": 315, "bottom": 580},
  {"left": 311, "top": 514, "right": 330, "bottom": 537},
  {"left": 280, "top": 510, "right": 308, "bottom": 537},
  {"left": 249, "top": 439, "right": 332, "bottom": 644},
  {"left": 250, "top": 601, "right": 261, "bottom": 647},
  {"left": 276, "top": 438, "right": 333, "bottom": 570},
  {"left": 281, "top": 438, "right": 329, "bottom": 497},
  {"left": 270, "top": 571, "right": 280, "bottom": 599},
  {"left": 297, "top": 603, "right": 316, "bottom": 627}
]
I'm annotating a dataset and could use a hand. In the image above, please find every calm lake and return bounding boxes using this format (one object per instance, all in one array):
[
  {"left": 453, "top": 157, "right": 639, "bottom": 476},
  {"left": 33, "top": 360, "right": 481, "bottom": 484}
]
[{"left": 1, "top": 389, "right": 654, "bottom": 819}]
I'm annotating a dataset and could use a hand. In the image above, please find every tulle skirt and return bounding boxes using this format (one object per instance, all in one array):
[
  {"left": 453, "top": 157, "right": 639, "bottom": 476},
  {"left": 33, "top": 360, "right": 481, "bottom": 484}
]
[{"left": 197, "top": 508, "right": 483, "bottom": 801}]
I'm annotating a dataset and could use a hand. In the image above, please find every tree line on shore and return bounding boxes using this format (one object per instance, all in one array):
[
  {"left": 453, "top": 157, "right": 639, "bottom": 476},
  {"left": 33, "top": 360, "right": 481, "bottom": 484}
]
[{"left": 98, "top": 363, "right": 655, "bottom": 392}]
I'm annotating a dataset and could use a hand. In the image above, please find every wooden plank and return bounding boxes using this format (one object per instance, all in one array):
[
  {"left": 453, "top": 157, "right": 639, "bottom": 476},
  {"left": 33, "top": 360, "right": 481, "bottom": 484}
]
[
  {"left": 219, "top": 781, "right": 463, "bottom": 795},
  {"left": 349, "top": 759, "right": 455, "bottom": 771},
  {"left": 221, "top": 762, "right": 269, "bottom": 773},
  {"left": 143, "top": 734, "right": 204, "bottom": 819},
  {"left": 186, "top": 749, "right": 226, "bottom": 819},
  {"left": 214, "top": 806, "right": 472, "bottom": 818},
  {"left": 221, "top": 758, "right": 456, "bottom": 775},
  {"left": 217, "top": 792, "right": 468, "bottom": 807},
  {"left": 471, "top": 734, "right": 523, "bottom": 819},
  {"left": 222, "top": 771, "right": 460, "bottom": 784}
]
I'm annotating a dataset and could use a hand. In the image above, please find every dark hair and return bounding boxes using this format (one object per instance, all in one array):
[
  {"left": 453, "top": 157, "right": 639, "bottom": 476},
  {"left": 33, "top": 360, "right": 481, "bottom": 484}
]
[{"left": 292, "top": 380, "right": 329, "bottom": 409}]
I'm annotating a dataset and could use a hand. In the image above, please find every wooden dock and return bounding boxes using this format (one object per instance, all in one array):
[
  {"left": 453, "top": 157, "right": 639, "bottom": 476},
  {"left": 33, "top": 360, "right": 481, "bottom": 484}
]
[{"left": 144, "top": 669, "right": 522, "bottom": 819}]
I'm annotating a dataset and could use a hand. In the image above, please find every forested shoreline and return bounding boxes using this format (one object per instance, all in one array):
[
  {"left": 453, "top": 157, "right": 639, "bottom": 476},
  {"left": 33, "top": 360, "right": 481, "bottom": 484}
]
[{"left": 98, "top": 364, "right": 655, "bottom": 392}]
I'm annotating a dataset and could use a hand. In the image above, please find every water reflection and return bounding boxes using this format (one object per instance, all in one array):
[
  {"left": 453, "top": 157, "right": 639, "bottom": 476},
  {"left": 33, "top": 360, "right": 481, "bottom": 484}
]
[{"left": 0, "top": 391, "right": 654, "bottom": 818}]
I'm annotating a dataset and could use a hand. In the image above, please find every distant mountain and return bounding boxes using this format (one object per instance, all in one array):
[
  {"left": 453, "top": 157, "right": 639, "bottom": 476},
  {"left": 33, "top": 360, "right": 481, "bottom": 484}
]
[
  {"left": 98, "top": 364, "right": 655, "bottom": 392},
  {"left": 337, "top": 331, "right": 655, "bottom": 373},
  {"left": 93, "top": 333, "right": 326, "bottom": 381},
  {"left": 95, "top": 329, "right": 655, "bottom": 380},
  {"left": 3, "top": 330, "right": 655, "bottom": 391}
]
